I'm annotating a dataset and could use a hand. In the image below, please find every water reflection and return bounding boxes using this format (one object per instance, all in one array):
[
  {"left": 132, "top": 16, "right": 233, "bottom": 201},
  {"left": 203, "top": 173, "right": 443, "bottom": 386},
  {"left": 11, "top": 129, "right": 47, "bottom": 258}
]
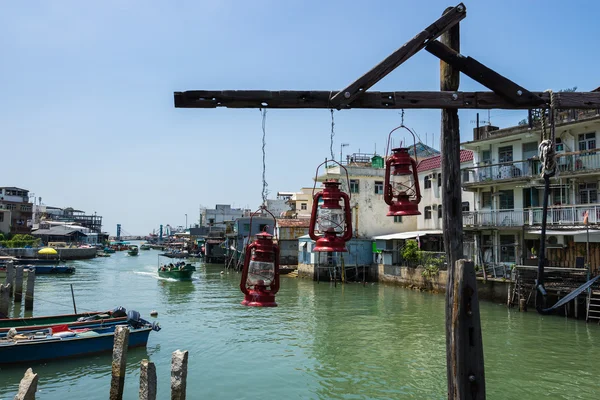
[{"left": 157, "top": 279, "right": 196, "bottom": 305}]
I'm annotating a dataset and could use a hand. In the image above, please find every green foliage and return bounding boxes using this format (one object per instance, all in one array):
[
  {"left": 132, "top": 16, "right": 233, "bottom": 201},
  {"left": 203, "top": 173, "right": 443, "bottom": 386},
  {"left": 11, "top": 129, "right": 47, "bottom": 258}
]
[
  {"left": 421, "top": 254, "right": 445, "bottom": 278},
  {"left": 0, "top": 233, "right": 4, "bottom": 241},
  {"left": 0, "top": 234, "right": 41, "bottom": 248},
  {"left": 401, "top": 240, "right": 421, "bottom": 264}
]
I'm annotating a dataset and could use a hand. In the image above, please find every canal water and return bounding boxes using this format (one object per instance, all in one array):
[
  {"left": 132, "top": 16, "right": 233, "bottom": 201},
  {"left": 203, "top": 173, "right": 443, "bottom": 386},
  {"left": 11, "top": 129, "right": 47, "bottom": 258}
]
[{"left": 1, "top": 247, "right": 600, "bottom": 399}]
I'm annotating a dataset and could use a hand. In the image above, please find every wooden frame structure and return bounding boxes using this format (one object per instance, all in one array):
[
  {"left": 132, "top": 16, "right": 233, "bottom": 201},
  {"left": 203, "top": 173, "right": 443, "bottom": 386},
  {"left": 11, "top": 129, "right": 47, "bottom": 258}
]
[{"left": 173, "top": 3, "right": 599, "bottom": 399}]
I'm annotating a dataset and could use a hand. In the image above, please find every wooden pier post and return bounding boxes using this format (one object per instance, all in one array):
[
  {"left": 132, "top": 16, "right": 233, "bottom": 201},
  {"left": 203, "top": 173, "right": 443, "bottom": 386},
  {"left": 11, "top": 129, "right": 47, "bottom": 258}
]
[
  {"left": 448, "top": 260, "right": 486, "bottom": 399},
  {"left": 24, "top": 270, "right": 35, "bottom": 311},
  {"left": 14, "top": 368, "right": 38, "bottom": 400},
  {"left": 14, "top": 266, "right": 24, "bottom": 303},
  {"left": 139, "top": 359, "right": 157, "bottom": 400},
  {"left": 171, "top": 349, "right": 189, "bottom": 400},
  {"left": 519, "top": 298, "right": 527, "bottom": 312},
  {"left": 109, "top": 325, "right": 130, "bottom": 400},
  {"left": 6, "top": 262, "right": 15, "bottom": 297},
  {"left": 0, "top": 283, "right": 11, "bottom": 318}
]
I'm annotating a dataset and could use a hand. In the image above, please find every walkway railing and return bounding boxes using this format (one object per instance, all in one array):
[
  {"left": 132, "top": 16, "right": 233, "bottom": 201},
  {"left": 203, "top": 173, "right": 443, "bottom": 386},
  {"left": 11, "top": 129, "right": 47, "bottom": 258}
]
[{"left": 463, "top": 204, "right": 600, "bottom": 227}]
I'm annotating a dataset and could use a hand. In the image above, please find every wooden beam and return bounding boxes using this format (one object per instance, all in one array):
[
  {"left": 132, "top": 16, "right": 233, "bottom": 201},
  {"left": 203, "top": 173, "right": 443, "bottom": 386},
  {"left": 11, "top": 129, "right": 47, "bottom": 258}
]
[
  {"left": 174, "top": 90, "right": 600, "bottom": 110},
  {"left": 329, "top": 3, "right": 467, "bottom": 107},
  {"left": 426, "top": 40, "right": 544, "bottom": 106}
]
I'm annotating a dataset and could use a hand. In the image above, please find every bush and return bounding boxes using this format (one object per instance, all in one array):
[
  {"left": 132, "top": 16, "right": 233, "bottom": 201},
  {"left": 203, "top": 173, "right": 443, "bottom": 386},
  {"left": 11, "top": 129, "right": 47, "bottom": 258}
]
[{"left": 402, "top": 240, "right": 421, "bottom": 264}]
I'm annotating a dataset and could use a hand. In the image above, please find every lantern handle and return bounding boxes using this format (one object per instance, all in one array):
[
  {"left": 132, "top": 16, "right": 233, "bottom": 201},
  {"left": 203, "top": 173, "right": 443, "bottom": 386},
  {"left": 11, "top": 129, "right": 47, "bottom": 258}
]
[
  {"left": 247, "top": 205, "right": 278, "bottom": 241},
  {"left": 311, "top": 158, "right": 351, "bottom": 201},
  {"left": 385, "top": 124, "right": 419, "bottom": 164}
]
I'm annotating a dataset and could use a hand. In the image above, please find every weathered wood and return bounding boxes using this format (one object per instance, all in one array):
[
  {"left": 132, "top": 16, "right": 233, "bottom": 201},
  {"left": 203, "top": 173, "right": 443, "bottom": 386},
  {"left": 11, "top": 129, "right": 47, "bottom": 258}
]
[
  {"left": 448, "top": 260, "right": 486, "bottom": 399},
  {"left": 425, "top": 40, "right": 544, "bottom": 107},
  {"left": 139, "top": 359, "right": 157, "bottom": 400},
  {"left": 329, "top": 3, "right": 467, "bottom": 107},
  {"left": 24, "top": 270, "right": 35, "bottom": 311},
  {"left": 0, "top": 283, "right": 10, "bottom": 318},
  {"left": 109, "top": 325, "right": 130, "bottom": 400},
  {"left": 14, "top": 368, "right": 38, "bottom": 400},
  {"left": 14, "top": 266, "right": 24, "bottom": 303},
  {"left": 171, "top": 349, "right": 189, "bottom": 400},
  {"left": 174, "top": 90, "right": 600, "bottom": 110},
  {"left": 6, "top": 262, "right": 15, "bottom": 297}
]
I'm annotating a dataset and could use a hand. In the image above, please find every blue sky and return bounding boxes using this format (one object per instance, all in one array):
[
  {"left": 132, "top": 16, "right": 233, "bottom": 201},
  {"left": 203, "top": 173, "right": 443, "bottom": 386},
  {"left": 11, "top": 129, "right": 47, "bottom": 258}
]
[{"left": 2, "top": 0, "right": 599, "bottom": 235}]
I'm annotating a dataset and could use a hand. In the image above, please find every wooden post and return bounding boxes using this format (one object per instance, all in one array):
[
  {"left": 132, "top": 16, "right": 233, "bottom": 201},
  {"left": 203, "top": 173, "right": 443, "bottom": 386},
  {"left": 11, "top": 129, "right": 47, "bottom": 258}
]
[
  {"left": 109, "top": 325, "right": 130, "bottom": 400},
  {"left": 448, "top": 260, "right": 486, "bottom": 399},
  {"left": 24, "top": 270, "right": 35, "bottom": 311},
  {"left": 14, "top": 368, "right": 38, "bottom": 400},
  {"left": 0, "top": 283, "right": 10, "bottom": 318},
  {"left": 519, "top": 298, "right": 527, "bottom": 312},
  {"left": 14, "top": 266, "right": 24, "bottom": 303},
  {"left": 6, "top": 262, "right": 15, "bottom": 297},
  {"left": 171, "top": 349, "right": 189, "bottom": 400},
  {"left": 139, "top": 359, "right": 157, "bottom": 400}
]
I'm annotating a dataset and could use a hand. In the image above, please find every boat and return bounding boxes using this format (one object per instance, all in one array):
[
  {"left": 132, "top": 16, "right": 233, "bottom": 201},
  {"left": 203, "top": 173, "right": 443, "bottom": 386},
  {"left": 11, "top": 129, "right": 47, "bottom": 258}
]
[
  {"left": 103, "top": 247, "right": 116, "bottom": 254},
  {"left": 158, "top": 262, "right": 196, "bottom": 281},
  {"left": 0, "top": 311, "right": 160, "bottom": 365},
  {"left": 127, "top": 245, "right": 139, "bottom": 256},
  {"left": 140, "top": 244, "right": 151, "bottom": 250},
  {"left": 0, "top": 307, "right": 128, "bottom": 329},
  {"left": 0, "top": 265, "right": 75, "bottom": 275},
  {"left": 0, "top": 316, "right": 128, "bottom": 336},
  {"left": 96, "top": 252, "right": 111, "bottom": 257}
]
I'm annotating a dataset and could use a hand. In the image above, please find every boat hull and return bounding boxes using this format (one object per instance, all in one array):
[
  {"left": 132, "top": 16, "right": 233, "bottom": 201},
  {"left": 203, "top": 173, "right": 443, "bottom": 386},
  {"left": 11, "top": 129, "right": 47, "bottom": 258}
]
[
  {"left": 0, "top": 311, "right": 111, "bottom": 328},
  {"left": 158, "top": 270, "right": 194, "bottom": 281},
  {"left": 0, "top": 326, "right": 152, "bottom": 365},
  {"left": 0, "top": 316, "right": 127, "bottom": 335}
]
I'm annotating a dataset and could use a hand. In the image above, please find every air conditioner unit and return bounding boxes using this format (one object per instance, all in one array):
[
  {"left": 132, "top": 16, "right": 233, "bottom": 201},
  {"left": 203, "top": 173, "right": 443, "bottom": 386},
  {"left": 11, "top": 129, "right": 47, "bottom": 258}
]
[{"left": 547, "top": 235, "right": 565, "bottom": 247}]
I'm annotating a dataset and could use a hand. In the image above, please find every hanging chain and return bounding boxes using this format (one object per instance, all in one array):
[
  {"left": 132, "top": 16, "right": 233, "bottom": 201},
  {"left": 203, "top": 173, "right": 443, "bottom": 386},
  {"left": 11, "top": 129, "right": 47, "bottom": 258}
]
[
  {"left": 539, "top": 90, "right": 556, "bottom": 177},
  {"left": 400, "top": 108, "right": 405, "bottom": 126},
  {"left": 330, "top": 109, "right": 335, "bottom": 161},
  {"left": 260, "top": 108, "right": 268, "bottom": 205}
]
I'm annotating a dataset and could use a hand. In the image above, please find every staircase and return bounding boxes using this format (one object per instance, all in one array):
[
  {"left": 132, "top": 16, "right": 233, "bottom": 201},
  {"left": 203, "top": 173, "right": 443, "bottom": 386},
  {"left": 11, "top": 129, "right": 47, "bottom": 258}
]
[{"left": 586, "top": 290, "right": 600, "bottom": 322}]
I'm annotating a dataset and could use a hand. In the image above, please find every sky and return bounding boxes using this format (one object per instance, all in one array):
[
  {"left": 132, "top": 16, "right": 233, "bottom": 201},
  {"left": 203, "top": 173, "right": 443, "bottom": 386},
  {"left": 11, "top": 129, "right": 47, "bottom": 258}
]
[{"left": 2, "top": 0, "right": 599, "bottom": 236}]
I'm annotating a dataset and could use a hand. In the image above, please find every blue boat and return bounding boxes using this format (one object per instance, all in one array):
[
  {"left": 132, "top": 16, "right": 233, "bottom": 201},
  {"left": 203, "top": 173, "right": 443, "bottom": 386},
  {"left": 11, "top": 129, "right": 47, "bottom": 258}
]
[
  {"left": 25, "top": 265, "right": 75, "bottom": 274},
  {"left": 0, "top": 312, "right": 160, "bottom": 365}
]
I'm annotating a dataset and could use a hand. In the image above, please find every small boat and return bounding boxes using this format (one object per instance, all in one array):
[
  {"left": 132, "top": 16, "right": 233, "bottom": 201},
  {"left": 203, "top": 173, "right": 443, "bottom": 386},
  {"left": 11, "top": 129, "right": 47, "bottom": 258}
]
[
  {"left": 0, "top": 316, "right": 127, "bottom": 337},
  {"left": 0, "top": 311, "right": 160, "bottom": 365},
  {"left": 0, "top": 265, "right": 75, "bottom": 275},
  {"left": 0, "top": 307, "right": 128, "bottom": 328},
  {"left": 158, "top": 262, "right": 196, "bottom": 281},
  {"left": 140, "top": 244, "right": 151, "bottom": 250},
  {"left": 127, "top": 245, "right": 139, "bottom": 256},
  {"left": 103, "top": 247, "right": 116, "bottom": 254},
  {"left": 96, "top": 252, "right": 111, "bottom": 257}
]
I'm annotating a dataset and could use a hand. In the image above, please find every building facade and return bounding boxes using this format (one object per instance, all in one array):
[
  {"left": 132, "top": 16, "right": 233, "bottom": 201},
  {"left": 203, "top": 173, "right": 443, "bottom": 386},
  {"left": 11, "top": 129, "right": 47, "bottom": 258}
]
[
  {"left": 0, "top": 187, "right": 33, "bottom": 234},
  {"left": 461, "top": 109, "right": 600, "bottom": 268},
  {"left": 201, "top": 204, "right": 248, "bottom": 229}
]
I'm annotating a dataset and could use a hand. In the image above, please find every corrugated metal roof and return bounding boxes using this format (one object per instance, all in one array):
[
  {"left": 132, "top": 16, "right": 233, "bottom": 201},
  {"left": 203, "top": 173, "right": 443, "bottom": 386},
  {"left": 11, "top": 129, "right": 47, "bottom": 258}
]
[
  {"left": 417, "top": 150, "right": 473, "bottom": 173},
  {"left": 277, "top": 218, "right": 311, "bottom": 228}
]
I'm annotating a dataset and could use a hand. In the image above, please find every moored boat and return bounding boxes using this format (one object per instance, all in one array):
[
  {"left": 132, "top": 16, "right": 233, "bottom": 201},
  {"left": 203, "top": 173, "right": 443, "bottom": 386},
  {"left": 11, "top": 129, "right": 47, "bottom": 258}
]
[
  {"left": 158, "top": 262, "right": 196, "bottom": 281},
  {"left": 140, "top": 244, "right": 151, "bottom": 250},
  {"left": 0, "top": 307, "right": 127, "bottom": 327},
  {"left": 0, "top": 311, "right": 160, "bottom": 365},
  {"left": 127, "top": 245, "right": 139, "bottom": 256},
  {"left": 103, "top": 247, "right": 116, "bottom": 254},
  {"left": 0, "top": 265, "right": 75, "bottom": 275}
]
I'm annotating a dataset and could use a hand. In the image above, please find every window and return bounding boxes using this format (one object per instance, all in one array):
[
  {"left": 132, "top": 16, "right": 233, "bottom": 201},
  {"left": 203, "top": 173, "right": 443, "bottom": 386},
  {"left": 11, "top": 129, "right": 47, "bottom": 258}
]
[
  {"left": 243, "top": 223, "right": 250, "bottom": 232},
  {"left": 437, "top": 173, "right": 442, "bottom": 187},
  {"left": 579, "top": 183, "right": 598, "bottom": 204},
  {"left": 438, "top": 205, "right": 443, "bottom": 219},
  {"left": 424, "top": 206, "right": 432, "bottom": 219},
  {"left": 393, "top": 215, "right": 403, "bottom": 223},
  {"left": 349, "top": 179, "right": 360, "bottom": 193},
  {"left": 0, "top": 213, "right": 3, "bottom": 222},
  {"left": 208, "top": 218, "right": 215, "bottom": 225},
  {"left": 498, "top": 146, "right": 513, "bottom": 163},
  {"left": 482, "top": 150, "right": 491, "bottom": 163},
  {"left": 259, "top": 224, "right": 268, "bottom": 232},
  {"left": 462, "top": 202, "right": 470, "bottom": 212},
  {"left": 500, "top": 235, "right": 516, "bottom": 263},
  {"left": 424, "top": 176, "right": 432, "bottom": 189},
  {"left": 301, "top": 203, "right": 307, "bottom": 210},
  {"left": 374, "top": 181, "right": 384, "bottom": 194},
  {"left": 462, "top": 169, "right": 470, "bottom": 182},
  {"left": 579, "top": 133, "right": 596, "bottom": 151},
  {"left": 499, "top": 190, "right": 514, "bottom": 209},
  {"left": 5, "top": 204, "right": 15, "bottom": 210},
  {"left": 482, "top": 192, "right": 492, "bottom": 208}
]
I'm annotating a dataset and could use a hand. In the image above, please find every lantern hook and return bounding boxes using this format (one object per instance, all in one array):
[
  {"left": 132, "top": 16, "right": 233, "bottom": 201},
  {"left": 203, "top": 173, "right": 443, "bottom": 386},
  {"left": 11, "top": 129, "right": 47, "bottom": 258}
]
[{"left": 311, "top": 159, "right": 351, "bottom": 201}]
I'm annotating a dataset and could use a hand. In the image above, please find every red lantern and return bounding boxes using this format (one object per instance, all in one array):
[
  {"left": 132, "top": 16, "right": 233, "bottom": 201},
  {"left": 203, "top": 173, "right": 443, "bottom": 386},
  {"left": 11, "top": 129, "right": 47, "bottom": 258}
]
[
  {"left": 309, "top": 160, "right": 353, "bottom": 252},
  {"left": 384, "top": 125, "right": 422, "bottom": 216},
  {"left": 240, "top": 208, "right": 280, "bottom": 307}
]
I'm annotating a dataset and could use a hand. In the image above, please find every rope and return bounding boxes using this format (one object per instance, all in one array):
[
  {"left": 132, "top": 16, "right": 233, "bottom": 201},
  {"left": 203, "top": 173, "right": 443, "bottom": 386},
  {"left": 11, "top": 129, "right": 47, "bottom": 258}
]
[
  {"left": 539, "top": 90, "right": 557, "bottom": 178},
  {"left": 330, "top": 109, "right": 335, "bottom": 161},
  {"left": 260, "top": 108, "right": 268, "bottom": 205}
]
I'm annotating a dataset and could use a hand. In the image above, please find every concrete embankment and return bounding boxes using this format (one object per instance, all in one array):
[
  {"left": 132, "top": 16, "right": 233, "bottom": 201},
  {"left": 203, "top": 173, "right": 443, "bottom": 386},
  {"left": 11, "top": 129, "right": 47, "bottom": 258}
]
[{"left": 1, "top": 247, "right": 97, "bottom": 260}]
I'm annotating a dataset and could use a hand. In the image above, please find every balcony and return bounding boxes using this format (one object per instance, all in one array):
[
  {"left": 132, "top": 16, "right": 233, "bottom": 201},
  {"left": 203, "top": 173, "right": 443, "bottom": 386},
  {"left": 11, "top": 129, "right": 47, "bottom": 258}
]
[
  {"left": 463, "top": 203, "right": 600, "bottom": 228},
  {"left": 462, "top": 148, "right": 600, "bottom": 188}
]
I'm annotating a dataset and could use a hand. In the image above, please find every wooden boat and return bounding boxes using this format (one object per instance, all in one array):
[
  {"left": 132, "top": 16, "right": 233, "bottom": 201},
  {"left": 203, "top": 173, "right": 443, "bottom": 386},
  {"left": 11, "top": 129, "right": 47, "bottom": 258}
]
[
  {"left": 140, "top": 244, "right": 151, "bottom": 250},
  {"left": 0, "top": 317, "right": 127, "bottom": 336},
  {"left": 103, "top": 247, "right": 116, "bottom": 254},
  {"left": 0, "top": 265, "right": 75, "bottom": 275},
  {"left": 127, "top": 245, "right": 139, "bottom": 256},
  {"left": 158, "top": 262, "right": 196, "bottom": 281},
  {"left": 0, "top": 307, "right": 127, "bottom": 328},
  {"left": 0, "top": 313, "right": 160, "bottom": 365}
]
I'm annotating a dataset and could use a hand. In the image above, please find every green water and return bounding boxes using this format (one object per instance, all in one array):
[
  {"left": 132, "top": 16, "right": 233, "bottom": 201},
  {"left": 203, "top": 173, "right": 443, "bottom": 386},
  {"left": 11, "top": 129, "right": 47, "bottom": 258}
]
[{"left": 1, "top": 247, "right": 600, "bottom": 399}]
